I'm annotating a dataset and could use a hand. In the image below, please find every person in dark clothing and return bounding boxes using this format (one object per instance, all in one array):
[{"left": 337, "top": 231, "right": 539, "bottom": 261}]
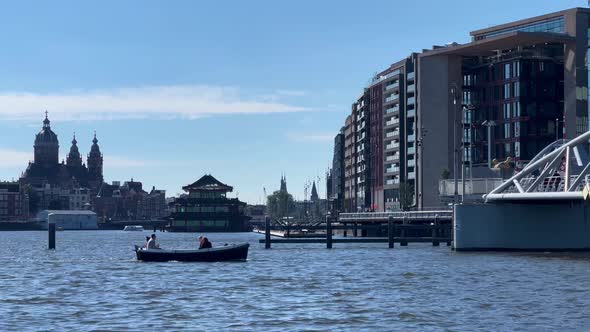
[{"left": 198, "top": 236, "right": 212, "bottom": 249}]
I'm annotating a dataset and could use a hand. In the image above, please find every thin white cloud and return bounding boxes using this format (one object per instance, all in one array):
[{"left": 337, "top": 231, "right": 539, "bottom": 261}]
[
  {"left": 0, "top": 148, "right": 160, "bottom": 170},
  {"left": 0, "top": 149, "right": 33, "bottom": 168},
  {"left": 0, "top": 85, "right": 309, "bottom": 121},
  {"left": 286, "top": 132, "right": 334, "bottom": 143}
]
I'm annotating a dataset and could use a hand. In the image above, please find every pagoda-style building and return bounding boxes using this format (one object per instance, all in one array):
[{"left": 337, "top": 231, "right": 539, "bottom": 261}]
[{"left": 168, "top": 175, "right": 251, "bottom": 232}]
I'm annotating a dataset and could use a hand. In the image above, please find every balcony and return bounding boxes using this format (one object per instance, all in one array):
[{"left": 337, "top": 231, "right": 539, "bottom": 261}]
[
  {"left": 407, "top": 147, "right": 415, "bottom": 154},
  {"left": 386, "top": 130, "right": 400, "bottom": 138},
  {"left": 386, "top": 154, "right": 400, "bottom": 162},
  {"left": 406, "top": 84, "right": 415, "bottom": 93},
  {"left": 407, "top": 134, "right": 415, "bottom": 142},
  {"left": 407, "top": 109, "right": 415, "bottom": 118},
  {"left": 407, "top": 159, "right": 415, "bottom": 167},
  {"left": 385, "top": 142, "right": 400, "bottom": 150},
  {"left": 407, "top": 96, "right": 416, "bottom": 105},
  {"left": 385, "top": 106, "right": 399, "bottom": 114},
  {"left": 386, "top": 166, "right": 400, "bottom": 174},
  {"left": 386, "top": 179, "right": 400, "bottom": 185},
  {"left": 385, "top": 94, "right": 399, "bottom": 103},
  {"left": 385, "top": 117, "right": 399, "bottom": 126},
  {"left": 385, "top": 82, "right": 399, "bottom": 91},
  {"left": 408, "top": 172, "right": 416, "bottom": 179},
  {"left": 407, "top": 72, "right": 415, "bottom": 80}
]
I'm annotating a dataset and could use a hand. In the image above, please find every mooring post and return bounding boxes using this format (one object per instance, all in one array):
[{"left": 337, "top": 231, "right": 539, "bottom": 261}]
[
  {"left": 353, "top": 222, "right": 358, "bottom": 237},
  {"left": 447, "top": 221, "right": 452, "bottom": 246},
  {"left": 265, "top": 216, "right": 271, "bottom": 249},
  {"left": 326, "top": 215, "right": 333, "bottom": 249},
  {"left": 432, "top": 214, "right": 440, "bottom": 246},
  {"left": 48, "top": 213, "right": 56, "bottom": 250},
  {"left": 400, "top": 215, "right": 408, "bottom": 246},
  {"left": 388, "top": 216, "right": 394, "bottom": 249}
]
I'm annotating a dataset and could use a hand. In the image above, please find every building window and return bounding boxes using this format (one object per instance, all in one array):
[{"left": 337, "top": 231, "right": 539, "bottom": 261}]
[
  {"left": 504, "top": 123, "right": 511, "bottom": 138},
  {"left": 504, "top": 63, "right": 511, "bottom": 79},
  {"left": 504, "top": 83, "right": 511, "bottom": 98}
]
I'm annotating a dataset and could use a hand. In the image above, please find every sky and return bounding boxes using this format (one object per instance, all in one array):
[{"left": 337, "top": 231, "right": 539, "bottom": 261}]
[{"left": 0, "top": 0, "right": 587, "bottom": 204}]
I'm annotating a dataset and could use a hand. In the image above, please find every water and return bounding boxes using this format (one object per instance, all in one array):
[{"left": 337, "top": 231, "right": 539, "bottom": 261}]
[{"left": 0, "top": 231, "right": 589, "bottom": 331}]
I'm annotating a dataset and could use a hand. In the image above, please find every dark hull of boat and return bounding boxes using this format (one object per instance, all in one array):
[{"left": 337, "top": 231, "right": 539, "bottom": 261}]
[{"left": 135, "top": 243, "right": 249, "bottom": 262}]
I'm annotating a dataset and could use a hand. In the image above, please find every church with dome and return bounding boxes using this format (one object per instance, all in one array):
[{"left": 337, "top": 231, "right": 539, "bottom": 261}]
[{"left": 20, "top": 112, "right": 104, "bottom": 193}]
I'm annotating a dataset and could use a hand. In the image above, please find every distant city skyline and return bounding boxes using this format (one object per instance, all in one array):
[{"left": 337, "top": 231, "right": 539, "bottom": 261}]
[{"left": 0, "top": 0, "right": 587, "bottom": 203}]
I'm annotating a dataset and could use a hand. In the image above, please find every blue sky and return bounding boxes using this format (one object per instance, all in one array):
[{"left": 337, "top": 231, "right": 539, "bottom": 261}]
[{"left": 0, "top": 0, "right": 586, "bottom": 203}]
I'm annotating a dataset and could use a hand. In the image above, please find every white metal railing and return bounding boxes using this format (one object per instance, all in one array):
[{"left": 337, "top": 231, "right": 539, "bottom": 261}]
[{"left": 339, "top": 210, "right": 453, "bottom": 221}]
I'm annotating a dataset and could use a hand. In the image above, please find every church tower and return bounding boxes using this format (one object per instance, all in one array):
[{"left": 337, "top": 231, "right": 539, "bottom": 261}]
[
  {"left": 34, "top": 112, "right": 59, "bottom": 166},
  {"left": 87, "top": 132, "right": 103, "bottom": 183},
  {"left": 66, "top": 133, "right": 82, "bottom": 167},
  {"left": 311, "top": 181, "right": 319, "bottom": 202},
  {"left": 280, "top": 174, "right": 288, "bottom": 193}
]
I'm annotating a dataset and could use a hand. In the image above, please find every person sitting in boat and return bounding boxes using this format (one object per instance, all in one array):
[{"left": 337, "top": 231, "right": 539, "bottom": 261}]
[
  {"left": 147, "top": 234, "right": 160, "bottom": 249},
  {"left": 198, "top": 236, "right": 212, "bottom": 249},
  {"left": 144, "top": 236, "right": 150, "bottom": 249}
]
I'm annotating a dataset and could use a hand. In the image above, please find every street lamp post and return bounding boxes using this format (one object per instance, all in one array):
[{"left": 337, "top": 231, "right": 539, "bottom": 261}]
[
  {"left": 417, "top": 127, "right": 427, "bottom": 209},
  {"left": 482, "top": 120, "right": 497, "bottom": 169},
  {"left": 450, "top": 83, "right": 461, "bottom": 204}
]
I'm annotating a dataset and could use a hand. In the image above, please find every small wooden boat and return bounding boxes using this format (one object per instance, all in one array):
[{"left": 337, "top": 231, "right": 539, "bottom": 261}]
[{"left": 134, "top": 243, "right": 249, "bottom": 262}]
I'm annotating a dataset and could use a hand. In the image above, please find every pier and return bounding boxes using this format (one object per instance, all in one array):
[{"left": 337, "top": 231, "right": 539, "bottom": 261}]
[{"left": 258, "top": 210, "right": 453, "bottom": 249}]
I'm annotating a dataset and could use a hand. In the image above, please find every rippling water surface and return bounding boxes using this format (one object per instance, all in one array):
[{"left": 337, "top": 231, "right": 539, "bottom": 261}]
[{"left": 0, "top": 231, "right": 589, "bottom": 331}]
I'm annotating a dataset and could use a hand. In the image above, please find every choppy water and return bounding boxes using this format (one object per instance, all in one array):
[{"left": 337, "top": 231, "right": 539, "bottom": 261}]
[{"left": 0, "top": 231, "right": 589, "bottom": 331}]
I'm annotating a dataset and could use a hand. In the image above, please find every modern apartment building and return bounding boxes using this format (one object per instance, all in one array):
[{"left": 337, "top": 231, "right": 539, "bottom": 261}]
[
  {"left": 372, "top": 54, "right": 419, "bottom": 211},
  {"left": 343, "top": 115, "right": 356, "bottom": 211},
  {"left": 352, "top": 91, "right": 371, "bottom": 211},
  {"left": 334, "top": 7, "right": 590, "bottom": 210},
  {"left": 417, "top": 7, "right": 590, "bottom": 207},
  {"left": 329, "top": 129, "right": 345, "bottom": 212}
]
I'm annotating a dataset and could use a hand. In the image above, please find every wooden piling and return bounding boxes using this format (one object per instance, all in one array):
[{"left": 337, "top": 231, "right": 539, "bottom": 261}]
[
  {"left": 326, "top": 216, "right": 333, "bottom": 249},
  {"left": 387, "top": 216, "right": 394, "bottom": 249},
  {"left": 48, "top": 214, "right": 56, "bottom": 250},
  {"left": 400, "top": 216, "right": 408, "bottom": 246},
  {"left": 353, "top": 223, "right": 358, "bottom": 237},
  {"left": 432, "top": 214, "right": 440, "bottom": 246},
  {"left": 265, "top": 216, "right": 271, "bottom": 249}
]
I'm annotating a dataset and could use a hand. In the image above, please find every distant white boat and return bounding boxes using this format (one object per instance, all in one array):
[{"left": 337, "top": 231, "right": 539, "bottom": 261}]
[{"left": 124, "top": 225, "right": 144, "bottom": 231}]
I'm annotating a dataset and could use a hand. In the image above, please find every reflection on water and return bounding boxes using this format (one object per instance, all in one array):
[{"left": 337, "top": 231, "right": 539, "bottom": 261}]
[{"left": 0, "top": 231, "right": 589, "bottom": 331}]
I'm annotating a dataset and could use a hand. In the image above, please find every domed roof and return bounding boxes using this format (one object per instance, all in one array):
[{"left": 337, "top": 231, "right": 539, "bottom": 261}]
[{"left": 35, "top": 112, "right": 58, "bottom": 145}]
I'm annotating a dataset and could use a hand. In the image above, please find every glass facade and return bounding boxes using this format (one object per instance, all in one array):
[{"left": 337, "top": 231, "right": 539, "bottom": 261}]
[{"left": 474, "top": 16, "right": 564, "bottom": 40}]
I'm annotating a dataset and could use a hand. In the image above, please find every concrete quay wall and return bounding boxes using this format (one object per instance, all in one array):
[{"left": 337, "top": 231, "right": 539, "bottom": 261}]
[{"left": 454, "top": 201, "right": 590, "bottom": 251}]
